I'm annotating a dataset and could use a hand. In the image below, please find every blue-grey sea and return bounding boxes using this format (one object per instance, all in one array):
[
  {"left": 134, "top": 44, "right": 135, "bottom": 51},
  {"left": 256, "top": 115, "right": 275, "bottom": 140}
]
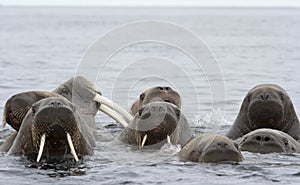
[{"left": 0, "top": 6, "right": 300, "bottom": 184}]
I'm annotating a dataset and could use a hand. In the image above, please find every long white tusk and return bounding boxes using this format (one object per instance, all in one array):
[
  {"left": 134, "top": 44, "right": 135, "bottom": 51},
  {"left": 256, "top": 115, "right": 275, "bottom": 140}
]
[
  {"left": 167, "top": 135, "right": 171, "bottom": 144},
  {"left": 141, "top": 134, "right": 148, "bottom": 148},
  {"left": 66, "top": 133, "right": 79, "bottom": 162},
  {"left": 37, "top": 134, "right": 46, "bottom": 162},
  {"left": 99, "top": 104, "right": 128, "bottom": 127},
  {"left": 94, "top": 94, "right": 133, "bottom": 122}
]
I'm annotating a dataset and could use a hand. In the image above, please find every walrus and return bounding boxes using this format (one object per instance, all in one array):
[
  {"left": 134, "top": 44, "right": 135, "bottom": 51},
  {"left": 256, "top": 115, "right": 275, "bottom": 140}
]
[
  {"left": 178, "top": 134, "right": 244, "bottom": 163},
  {"left": 118, "top": 102, "right": 191, "bottom": 149},
  {"left": 1, "top": 76, "right": 132, "bottom": 152},
  {"left": 226, "top": 84, "right": 300, "bottom": 140},
  {"left": 2, "top": 91, "right": 60, "bottom": 131},
  {"left": 54, "top": 75, "right": 133, "bottom": 126},
  {"left": 236, "top": 128, "right": 300, "bottom": 154},
  {"left": 7, "top": 97, "right": 93, "bottom": 162},
  {"left": 130, "top": 86, "right": 182, "bottom": 115}
]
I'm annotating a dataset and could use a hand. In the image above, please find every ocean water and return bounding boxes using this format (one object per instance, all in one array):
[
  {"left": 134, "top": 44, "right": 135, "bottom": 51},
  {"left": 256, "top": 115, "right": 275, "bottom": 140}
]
[{"left": 0, "top": 6, "right": 300, "bottom": 184}]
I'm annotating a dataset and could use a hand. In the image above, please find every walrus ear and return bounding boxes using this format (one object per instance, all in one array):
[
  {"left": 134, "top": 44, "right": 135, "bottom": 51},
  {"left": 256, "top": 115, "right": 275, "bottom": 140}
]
[{"left": 140, "top": 93, "right": 145, "bottom": 101}]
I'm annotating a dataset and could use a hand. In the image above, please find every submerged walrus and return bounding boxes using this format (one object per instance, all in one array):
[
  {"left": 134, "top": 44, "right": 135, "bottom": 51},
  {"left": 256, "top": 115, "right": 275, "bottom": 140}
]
[
  {"left": 130, "top": 86, "right": 182, "bottom": 115},
  {"left": 118, "top": 102, "right": 191, "bottom": 149},
  {"left": 178, "top": 134, "right": 244, "bottom": 163},
  {"left": 226, "top": 84, "right": 300, "bottom": 140},
  {"left": 7, "top": 97, "right": 93, "bottom": 162},
  {"left": 236, "top": 128, "right": 300, "bottom": 154}
]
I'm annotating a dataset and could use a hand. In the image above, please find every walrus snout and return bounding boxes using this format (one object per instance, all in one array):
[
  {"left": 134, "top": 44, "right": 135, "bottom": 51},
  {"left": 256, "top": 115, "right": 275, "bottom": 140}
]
[
  {"left": 133, "top": 102, "right": 181, "bottom": 148},
  {"left": 248, "top": 99, "right": 284, "bottom": 129},
  {"left": 258, "top": 92, "right": 271, "bottom": 101},
  {"left": 178, "top": 134, "right": 244, "bottom": 163},
  {"left": 201, "top": 140, "right": 243, "bottom": 163}
]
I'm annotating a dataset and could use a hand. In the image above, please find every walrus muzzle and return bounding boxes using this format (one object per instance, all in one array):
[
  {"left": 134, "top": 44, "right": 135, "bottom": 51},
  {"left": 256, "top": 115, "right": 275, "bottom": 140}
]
[
  {"left": 133, "top": 103, "right": 180, "bottom": 148},
  {"left": 247, "top": 100, "right": 284, "bottom": 129},
  {"left": 32, "top": 102, "right": 87, "bottom": 162}
]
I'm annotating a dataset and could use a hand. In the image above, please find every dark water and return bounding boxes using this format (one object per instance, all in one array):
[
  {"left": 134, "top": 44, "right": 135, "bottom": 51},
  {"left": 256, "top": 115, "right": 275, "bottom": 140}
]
[{"left": 0, "top": 7, "right": 300, "bottom": 184}]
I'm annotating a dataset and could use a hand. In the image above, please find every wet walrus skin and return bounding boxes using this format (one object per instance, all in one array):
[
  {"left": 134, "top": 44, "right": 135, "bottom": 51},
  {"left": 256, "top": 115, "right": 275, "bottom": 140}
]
[
  {"left": 118, "top": 102, "right": 191, "bottom": 149},
  {"left": 226, "top": 84, "right": 300, "bottom": 140},
  {"left": 7, "top": 97, "right": 93, "bottom": 162},
  {"left": 236, "top": 128, "right": 300, "bottom": 154},
  {"left": 178, "top": 134, "right": 244, "bottom": 163},
  {"left": 53, "top": 76, "right": 101, "bottom": 116},
  {"left": 2, "top": 91, "right": 60, "bottom": 131},
  {"left": 1, "top": 76, "right": 101, "bottom": 152},
  {"left": 130, "top": 86, "right": 182, "bottom": 115}
]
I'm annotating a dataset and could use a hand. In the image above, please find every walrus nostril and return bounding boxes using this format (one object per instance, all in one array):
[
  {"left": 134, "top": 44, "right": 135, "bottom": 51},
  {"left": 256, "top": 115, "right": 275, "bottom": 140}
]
[
  {"left": 217, "top": 142, "right": 228, "bottom": 148},
  {"left": 49, "top": 101, "right": 62, "bottom": 107},
  {"left": 259, "top": 93, "right": 271, "bottom": 101},
  {"left": 264, "top": 137, "right": 270, "bottom": 142},
  {"left": 165, "top": 99, "right": 171, "bottom": 103},
  {"left": 255, "top": 136, "right": 261, "bottom": 141}
]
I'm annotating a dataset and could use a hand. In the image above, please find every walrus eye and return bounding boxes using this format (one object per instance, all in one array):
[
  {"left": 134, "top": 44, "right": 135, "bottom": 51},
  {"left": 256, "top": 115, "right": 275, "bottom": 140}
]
[
  {"left": 175, "top": 109, "right": 181, "bottom": 120},
  {"left": 234, "top": 142, "right": 239, "bottom": 149},
  {"left": 279, "top": 92, "right": 284, "bottom": 100},
  {"left": 140, "top": 93, "right": 145, "bottom": 101},
  {"left": 32, "top": 106, "right": 36, "bottom": 116},
  {"left": 246, "top": 95, "right": 251, "bottom": 103},
  {"left": 138, "top": 107, "right": 144, "bottom": 116},
  {"left": 282, "top": 138, "right": 289, "bottom": 146},
  {"left": 62, "top": 87, "right": 68, "bottom": 94}
]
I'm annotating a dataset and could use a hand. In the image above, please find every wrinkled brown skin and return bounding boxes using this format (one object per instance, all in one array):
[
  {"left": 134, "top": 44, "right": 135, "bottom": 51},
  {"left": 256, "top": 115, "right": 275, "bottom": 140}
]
[
  {"left": 1, "top": 76, "right": 100, "bottom": 152},
  {"left": 226, "top": 84, "right": 300, "bottom": 140},
  {"left": 2, "top": 91, "right": 60, "bottom": 131},
  {"left": 235, "top": 128, "right": 300, "bottom": 154},
  {"left": 118, "top": 102, "right": 192, "bottom": 149},
  {"left": 130, "top": 86, "right": 182, "bottom": 115},
  {"left": 178, "top": 134, "right": 244, "bottom": 163},
  {"left": 7, "top": 97, "right": 93, "bottom": 162}
]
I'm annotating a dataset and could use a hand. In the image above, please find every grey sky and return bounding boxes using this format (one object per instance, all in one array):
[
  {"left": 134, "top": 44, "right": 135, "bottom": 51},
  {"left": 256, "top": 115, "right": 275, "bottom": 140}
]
[{"left": 0, "top": 0, "right": 299, "bottom": 7}]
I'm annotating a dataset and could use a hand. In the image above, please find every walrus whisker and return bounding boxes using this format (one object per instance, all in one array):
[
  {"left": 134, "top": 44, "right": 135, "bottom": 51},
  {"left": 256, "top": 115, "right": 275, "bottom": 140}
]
[
  {"left": 141, "top": 134, "right": 148, "bottom": 148},
  {"left": 66, "top": 132, "right": 79, "bottom": 161},
  {"left": 94, "top": 94, "right": 133, "bottom": 122},
  {"left": 36, "top": 133, "right": 46, "bottom": 162},
  {"left": 99, "top": 104, "right": 128, "bottom": 127}
]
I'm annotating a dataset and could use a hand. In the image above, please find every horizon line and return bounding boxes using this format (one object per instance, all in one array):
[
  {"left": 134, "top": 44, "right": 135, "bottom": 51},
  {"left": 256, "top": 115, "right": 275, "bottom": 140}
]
[{"left": 1, "top": 4, "right": 300, "bottom": 8}]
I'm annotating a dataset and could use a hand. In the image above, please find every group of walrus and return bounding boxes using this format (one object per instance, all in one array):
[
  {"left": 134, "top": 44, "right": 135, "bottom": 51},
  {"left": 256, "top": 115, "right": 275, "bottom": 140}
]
[{"left": 1, "top": 76, "right": 300, "bottom": 164}]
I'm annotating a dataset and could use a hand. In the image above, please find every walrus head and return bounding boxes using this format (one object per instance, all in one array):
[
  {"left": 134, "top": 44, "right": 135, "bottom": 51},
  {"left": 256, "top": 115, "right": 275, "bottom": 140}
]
[
  {"left": 178, "top": 134, "right": 244, "bottom": 163},
  {"left": 2, "top": 91, "right": 60, "bottom": 131},
  {"left": 131, "top": 86, "right": 182, "bottom": 115},
  {"left": 237, "top": 129, "right": 300, "bottom": 154},
  {"left": 226, "top": 84, "right": 300, "bottom": 140},
  {"left": 246, "top": 84, "right": 286, "bottom": 129},
  {"left": 129, "top": 102, "right": 186, "bottom": 149},
  {"left": 30, "top": 97, "right": 93, "bottom": 162},
  {"left": 53, "top": 76, "right": 101, "bottom": 116}
]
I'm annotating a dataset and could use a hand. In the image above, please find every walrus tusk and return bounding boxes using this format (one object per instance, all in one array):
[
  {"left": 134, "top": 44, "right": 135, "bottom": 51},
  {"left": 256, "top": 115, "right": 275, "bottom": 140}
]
[
  {"left": 37, "top": 134, "right": 46, "bottom": 162},
  {"left": 66, "top": 133, "right": 79, "bottom": 162},
  {"left": 141, "top": 134, "right": 148, "bottom": 148},
  {"left": 167, "top": 135, "right": 171, "bottom": 144},
  {"left": 94, "top": 94, "right": 133, "bottom": 122},
  {"left": 99, "top": 104, "right": 128, "bottom": 127}
]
